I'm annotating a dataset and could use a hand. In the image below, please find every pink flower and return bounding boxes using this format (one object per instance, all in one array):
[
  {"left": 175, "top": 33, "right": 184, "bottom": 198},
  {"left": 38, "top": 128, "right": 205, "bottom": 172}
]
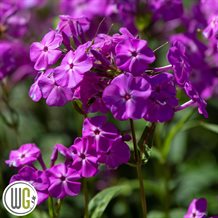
[
  {"left": 54, "top": 47, "right": 92, "bottom": 88},
  {"left": 30, "top": 30, "right": 63, "bottom": 71},
  {"left": 46, "top": 163, "right": 81, "bottom": 199},
  {"left": 5, "top": 143, "right": 40, "bottom": 168},
  {"left": 69, "top": 137, "right": 99, "bottom": 178}
]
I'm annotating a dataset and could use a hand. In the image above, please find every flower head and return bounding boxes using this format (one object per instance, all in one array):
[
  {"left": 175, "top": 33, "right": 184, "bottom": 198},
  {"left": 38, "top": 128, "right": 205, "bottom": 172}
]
[
  {"left": 103, "top": 73, "right": 151, "bottom": 120},
  {"left": 69, "top": 137, "right": 98, "bottom": 178},
  {"left": 148, "top": 0, "right": 184, "bottom": 21},
  {"left": 82, "top": 116, "right": 120, "bottom": 152},
  {"left": 144, "top": 73, "right": 178, "bottom": 122},
  {"left": 54, "top": 47, "right": 92, "bottom": 88},
  {"left": 29, "top": 69, "right": 74, "bottom": 106},
  {"left": 167, "top": 41, "right": 191, "bottom": 86},
  {"left": 46, "top": 163, "right": 81, "bottom": 199},
  {"left": 10, "top": 166, "right": 49, "bottom": 204},
  {"left": 30, "top": 30, "right": 63, "bottom": 71},
  {"left": 184, "top": 198, "right": 207, "bottom": 218},
  {"left": 184, "top": 82, "right": 208, "bottom": 118},
  {"left": 98, "top": 138, "right": 130, "bottom": 169},
  {"left": 57, "top": 15, "right": 90, "bottom": 38},
  {"left": 115, "top": 38, "right": 155, "bottom": 75},
  {"left": 5, "top": 143, "right": 40, "bottom": 168}
]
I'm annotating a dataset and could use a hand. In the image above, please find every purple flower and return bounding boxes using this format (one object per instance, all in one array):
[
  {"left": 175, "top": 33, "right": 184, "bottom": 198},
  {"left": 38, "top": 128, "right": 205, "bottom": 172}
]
[
  {"left": 200, "top": 0, "right": 218, "bottom": 20},
  {"left": 57, "top": 15, "right": 90, "bottom": 38},
  {"left": 82, "top": 116, "right": 120, "bottom": 152},
  {"left": 184, "top": 198, "right": 207, "bottom": 218},
  {"left": 69, "top": 137, "right": 98, "bottom": 178},
  {"left": 144, "top": 73, "right": 178, "bottom": 122},
  {"left": 54, "top": 47, "right": 92, "bottom": 88},
  {"left": 30, "top": 30, "right": 63, "bottom": 71},
  {"left": 29, "top": 69, "right": 74, "bottom": 106},
  {"left": 203, "top": 15, "right": 218, "bottom": 39},
  {"left": 73, "top": 74, "right": 108, "bottom": 113},
  {"left": 167, "top": 41, "right": 191, "bottom": 86},
  {"left": 148, "top": 0, "right": 184, "bottom": 21},
  {"left": 184, "top": 82, "right": 208, "bottom": 118},
  {"left": 59, "top": 0, "right": 113, "bottom": 19},
  {"left": 29, "top": 72, "right": 44, "bottom": 102},
  {"left": 115, "top": 38, "right": 155, "bottom": 75},
  {"left": 0, "top": 42, "right": 16, "bottom": 80},
  {"left": 98, "top": 138, "right": 130, "bottom": 169},
  {"left": 38, "top": 69, "right": 74, "bottom": 106},
  {"left": 50, "top": 144, "right": 69, "bottom": 167},
  {"left": 102, "top": 73, "right": 151, "bottom": 120},
  {"left": 46, "top": 163, "right": 81, "bottom": 199},
  {"left": 116, "top": 0, "right": 137, "bottom": 34},
  {"left": 169, "top": 34, "right": 206, "bottom": 69},
  {"left": 10, "top": 166, "right": 49, "bottom": 204},
  {"left": 5, "top": 143, "right": 40, "bottom": 168}
]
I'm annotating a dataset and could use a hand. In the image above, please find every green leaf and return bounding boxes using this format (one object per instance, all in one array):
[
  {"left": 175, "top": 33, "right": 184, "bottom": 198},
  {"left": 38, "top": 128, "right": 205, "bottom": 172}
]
[
  {"left": 148, "top": 211, "right": 165, "bottom": 218},
  {"left": 170, "top": 209, "right": 186, "bottom": 218},
  {"left": 162, "top": 109, "right": 194, "bottom": 160},
  {"left": 148, "top": 209, "right": 186, "bottom": 218},
  {"left": 88, "top": 184, "right": 132, "bottom": 218},
  {"left": 89, "top": 180, "right": 165, "bottom": 218},
  {"left": 200, "top": 122, "right": 218, "bottom": 134}
]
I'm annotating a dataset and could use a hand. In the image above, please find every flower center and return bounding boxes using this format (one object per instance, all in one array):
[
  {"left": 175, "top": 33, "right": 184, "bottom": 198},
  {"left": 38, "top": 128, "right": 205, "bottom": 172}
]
[
  {"left": 131, "top": 51, "right": 138, "bottom": 57},
  {"left": 60, "top": 175, "right": 66, "bottom": 182},
  {"left": 20, "top": 153, "right": 26, "bottom": 159},
  {"left": 80, "top": 153, "right": 86, "bottom": 160},
  {"left": 124, "top": 93, "right": 131, "bottom": 101},
  {"left": 43, "top": 46, "right": 48, "bottom": 52},
  {"left": 69, "top": 63, "right": 74, "bottom": 69},
  {"left": 192, "top": 213, "right": 196, "bottom": 218},
  {"left": 94, "top": 129, "right": 100, "bottom": 135}
]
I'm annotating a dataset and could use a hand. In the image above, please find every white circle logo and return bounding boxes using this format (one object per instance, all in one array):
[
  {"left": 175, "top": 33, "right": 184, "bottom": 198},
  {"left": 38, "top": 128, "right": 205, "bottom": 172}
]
[{"left": 2, "top": 181, "right": 38, "bottom": 216}]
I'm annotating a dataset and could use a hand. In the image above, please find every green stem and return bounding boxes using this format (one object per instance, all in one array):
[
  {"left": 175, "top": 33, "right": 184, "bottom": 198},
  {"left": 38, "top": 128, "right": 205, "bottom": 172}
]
[
  {"left": 136, "top": 163, "right": 147, "bottom": 218},
  {"left": 48, "top": 197, "right": 54, "bottom": 218},
  {"left": 130, "top": 119, "right": 138, "bottom": 162},
  {"left": 163, "top": 164, "right": 170, "bottom": 218},
  {"left": 83, "top": 179, "right": 89, "bottom": 218},
  {"left": 129, "top": 119, "right": 147, "bottom": 218},
  {"left": 54, "top": 199, "right": 62, "bottom": 218}
]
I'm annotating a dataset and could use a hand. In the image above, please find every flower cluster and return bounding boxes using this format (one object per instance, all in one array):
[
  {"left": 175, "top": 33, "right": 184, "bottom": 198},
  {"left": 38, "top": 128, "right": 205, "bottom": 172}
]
[
  {"left": 5, "top": 116, "right": 130, "bottom": 203},
  {"left": 0, "top": 0, "right": 49, "bottom": 83},
  {"left": 184, "top": 198, "right": 218, "bottom": 218},
  {"left": 29, "top": 15, "right": 208, "bottom": 122},
  {"left": 59, "top": 0, "right": 184, "bottom": 34}
]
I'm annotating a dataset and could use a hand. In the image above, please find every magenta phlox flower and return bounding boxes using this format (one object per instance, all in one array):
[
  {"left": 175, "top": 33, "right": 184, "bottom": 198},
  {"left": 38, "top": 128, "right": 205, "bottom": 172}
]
[
  {"left": 82, "top": 116, "right": 120, "bottom": 152},
  {"left": 5, "top": 143, "right": 40, "bottom": 168},
  {"left": 54, "top": 46, "right": 92, "bottom": 88},
  {"left": 103, "top": 73, "right": 151, "bottom": 120},
  {"left": 98, "top": 138, "right": 130, "bottom": 169},
  {"left": 115, "top": 38, "right": 155, "bottom": 75},
  {"left": 184, "top": 198, "right": 207, "bottom": 218},
  {"left": 69, "top": 137, "right": 99, "bottom": 178},
  {"left": 167, "top": 41, "right": 191, "bottom": 86},
  {"left": 144, "top": 73, "right": 178, "bottom": 122},
  {"left": 30, "top": 30, "right": 63, "bottom": 71},
  {"left": 46, "top": 163, "right": 81, "bottom": 199},
  {"left": 184, "top": 82, "right": 208, "bottom": 118},
  {"left": 10, "top": 166, "right": 49, "bottom": 204}
]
